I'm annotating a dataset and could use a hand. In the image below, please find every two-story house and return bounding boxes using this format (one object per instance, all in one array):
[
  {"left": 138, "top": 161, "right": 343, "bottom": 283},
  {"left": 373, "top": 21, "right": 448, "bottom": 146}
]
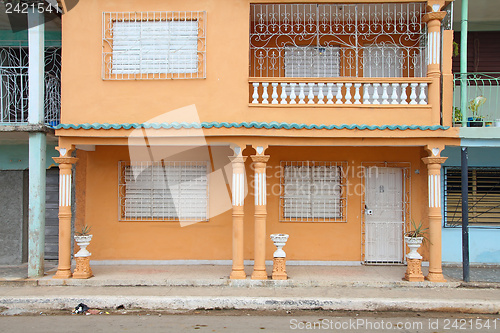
[{"left": 54, "top": 0, "right": 458, "bottom": 281}]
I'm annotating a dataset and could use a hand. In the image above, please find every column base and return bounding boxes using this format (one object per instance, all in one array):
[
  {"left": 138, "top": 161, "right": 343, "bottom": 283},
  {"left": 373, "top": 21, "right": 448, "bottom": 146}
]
[
  {"left": 272, "top": 257, "right": 287, "bottom": 280},
  {"left": 426, "top": 272, "right": 447, "bottom": 282},
  {"left": 230, "top": 269, "right": 246, "bottom": 280},
  {"left": 53, "top": 268, "right": 72, "bottom": 279},
  {"left": 251, "top": 270, "right": 268, "bottom": 280},
  {"left": 403, "top": 258, "right": 424, "bottom": 282},
  {"left": 72, "top": 257, "right": 93, "bottom": 279}
]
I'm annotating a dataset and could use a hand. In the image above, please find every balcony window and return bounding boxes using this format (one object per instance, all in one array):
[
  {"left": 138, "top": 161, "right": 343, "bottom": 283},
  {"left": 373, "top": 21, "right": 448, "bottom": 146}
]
[
  {"left": 103, "top": 11, "right": 206, "bottom": 80},
  {"left": 250, "top": 3, "right": 427, "bottom": 78},
  {"left": 0, "top": 46, "right": 61, "bottom": 125}
]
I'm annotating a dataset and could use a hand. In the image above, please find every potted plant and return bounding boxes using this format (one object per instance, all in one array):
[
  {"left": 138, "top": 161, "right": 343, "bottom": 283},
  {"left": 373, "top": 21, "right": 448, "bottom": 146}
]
[
  {"left": 467, "top": 95, "right": 486, "bottom": 127},
  {"left": 74, "top": 225, "right": 92, "bottom": 257},
  {"left": 404, "top": 220, "right": 428, "bottom": 260},
  {"left": 453, "top": 107, "right": 462, "bottom": 126}
]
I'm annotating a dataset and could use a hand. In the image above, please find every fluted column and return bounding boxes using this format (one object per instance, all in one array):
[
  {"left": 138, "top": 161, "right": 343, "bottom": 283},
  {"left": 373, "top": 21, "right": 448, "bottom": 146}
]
[
  {"left": 52, "top": 147, "right": 78, "bottom": 279},
  {"left": 424, "top": 1, "right": 447, "bottom": 125},
  {"left": 251, "top": 151, "right": 270, "bottom": 280},
  {"left": 230, "top": 149, "right": 248, "bottom": 280},
  {"left": 422, "top": 155, "right": 447, "bottom": 282}
]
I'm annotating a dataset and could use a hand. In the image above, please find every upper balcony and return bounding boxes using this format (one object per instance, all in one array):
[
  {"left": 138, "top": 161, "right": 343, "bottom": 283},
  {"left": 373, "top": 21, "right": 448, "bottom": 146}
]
[
  {"left": 0, "top": 45, "right": 61, "bottom": 127},
  {"left": 248, "top": 2, "right": 443, "bottom": 119}
]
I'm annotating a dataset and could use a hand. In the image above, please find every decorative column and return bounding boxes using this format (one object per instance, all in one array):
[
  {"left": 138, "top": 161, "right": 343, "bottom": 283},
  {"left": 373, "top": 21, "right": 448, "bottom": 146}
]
[
  {"left": 422, "top": 152, "right": 447, "bottom": 282},
  {"left": 230, "top": 147, "right": 248, "bottom": 280},
  {"left": 52, "top": 147, "right": 78, "bottom": 279},
  {"left": 423, "top": 1, "right": 447, "bottom": 125},
  {"left": 251, "top": 148, "right": 270, "bottom": 280}
]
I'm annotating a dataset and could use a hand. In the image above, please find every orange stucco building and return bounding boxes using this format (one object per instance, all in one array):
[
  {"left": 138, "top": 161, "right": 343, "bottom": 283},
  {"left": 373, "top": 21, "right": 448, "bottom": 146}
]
[{"left": 53, "top": 0, "right": 458, "bottom": 281}]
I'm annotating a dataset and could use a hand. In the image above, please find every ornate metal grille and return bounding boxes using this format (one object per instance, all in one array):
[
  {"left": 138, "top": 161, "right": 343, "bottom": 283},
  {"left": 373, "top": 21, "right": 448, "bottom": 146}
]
[
  {"left": 103, "top": 11, "right": 207, "bottom": 80},
  {"left": 118, "top": 161, "right": 209, "bottom": 221},
  {"left": 0, "top": 46, "right": 61, "bottom": 125},
  {"left": 280, "top": 161, "right": 347, "bottom": 222},
  {"left": 250, "top": 3, "right": 427, "bottom": 78}
]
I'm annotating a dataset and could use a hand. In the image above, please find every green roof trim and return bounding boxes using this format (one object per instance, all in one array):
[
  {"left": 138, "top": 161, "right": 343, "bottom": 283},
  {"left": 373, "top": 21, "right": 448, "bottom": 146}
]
[{"left": 56, "top": 122, "right": 449, "bottom": 131}]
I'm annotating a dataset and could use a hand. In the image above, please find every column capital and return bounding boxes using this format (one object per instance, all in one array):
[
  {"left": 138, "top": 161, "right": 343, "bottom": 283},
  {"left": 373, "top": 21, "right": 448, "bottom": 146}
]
[
  {"left": 53, "top": 156, "right": 78, "bottom": 165},
  {"left": 422, "top": 156, "right": 447, "bottom": 165},
  {"left": 231, "top": 156, "right": 248, "bottom": 164},
  {"left": 55, "top": 145, "right": 76, "bottom": 158},
  {"left": 423, "top": 11, "right": 447, "bottom": 24},
  {"left": 250, "top": 155, "right": 270, "bottom": 164}
]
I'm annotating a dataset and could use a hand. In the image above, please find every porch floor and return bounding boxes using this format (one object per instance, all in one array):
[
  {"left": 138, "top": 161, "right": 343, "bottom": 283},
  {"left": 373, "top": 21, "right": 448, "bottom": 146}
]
[{"left": 1, "top": 263, "right": 467, "bottom": 287}]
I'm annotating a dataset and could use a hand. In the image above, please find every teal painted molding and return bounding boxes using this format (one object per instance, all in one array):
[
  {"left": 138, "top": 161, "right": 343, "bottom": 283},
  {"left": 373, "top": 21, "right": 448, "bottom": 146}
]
[
  {"left": 0, "top": 30, "right": 61, "bottom": 47},
  {"left": 56, "top": 122, "right": 450, "bottom": 131},
  {"left": 0, "top": 144, "right": 59, "bottom": 170}
]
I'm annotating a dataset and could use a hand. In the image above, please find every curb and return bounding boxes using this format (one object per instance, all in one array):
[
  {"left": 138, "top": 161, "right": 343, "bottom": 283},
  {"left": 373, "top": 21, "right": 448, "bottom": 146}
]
[
  {"left": 1, "top": 296, "right": 499, "bottom": 314},
  {"left": 0, "top": 279, "right": 465, "bottom": 289}
]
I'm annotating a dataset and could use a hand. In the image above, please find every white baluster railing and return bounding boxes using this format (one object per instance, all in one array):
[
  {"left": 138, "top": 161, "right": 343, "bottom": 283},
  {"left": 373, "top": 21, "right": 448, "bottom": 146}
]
[{"left": 249, "top": 80, "right": 430, "bottom": 106}]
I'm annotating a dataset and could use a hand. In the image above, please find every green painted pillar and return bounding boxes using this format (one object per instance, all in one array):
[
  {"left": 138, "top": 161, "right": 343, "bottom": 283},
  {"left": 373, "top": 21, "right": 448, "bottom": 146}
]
[
  {"left": 27, "top": 8, "right": 46, "bottom": 278},
  {"left": 460, "top": 0, "right": 468, "bottom": 126}
]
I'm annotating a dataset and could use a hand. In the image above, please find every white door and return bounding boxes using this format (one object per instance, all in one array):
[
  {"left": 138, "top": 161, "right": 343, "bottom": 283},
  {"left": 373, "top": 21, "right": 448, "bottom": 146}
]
[{"left": 364, "top": 167, "right": 405, "bottom": 263}]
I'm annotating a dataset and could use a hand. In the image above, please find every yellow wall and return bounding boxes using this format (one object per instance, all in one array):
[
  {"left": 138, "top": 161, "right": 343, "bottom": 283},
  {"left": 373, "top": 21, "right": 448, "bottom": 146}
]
[{"left": 82, "top": 144, "right": 429, "bottom": 261}]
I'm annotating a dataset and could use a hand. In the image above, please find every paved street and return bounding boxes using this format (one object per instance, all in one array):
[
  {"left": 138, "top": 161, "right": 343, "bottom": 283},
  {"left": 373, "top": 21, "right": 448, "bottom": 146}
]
[{"left": 1, "top": 311, "right": 499, "bottom": 333}]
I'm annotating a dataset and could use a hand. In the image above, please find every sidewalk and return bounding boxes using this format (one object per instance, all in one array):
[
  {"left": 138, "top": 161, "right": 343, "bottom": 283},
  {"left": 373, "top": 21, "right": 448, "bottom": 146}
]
[{"left": 0, "top": 263, "right": 499, "bottom": 314}]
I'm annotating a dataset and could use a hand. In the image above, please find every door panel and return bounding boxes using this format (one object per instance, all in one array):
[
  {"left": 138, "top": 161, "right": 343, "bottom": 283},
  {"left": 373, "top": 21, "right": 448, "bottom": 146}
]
[{"left": 365, "top": 167, "right": 404, "bottom": 263}]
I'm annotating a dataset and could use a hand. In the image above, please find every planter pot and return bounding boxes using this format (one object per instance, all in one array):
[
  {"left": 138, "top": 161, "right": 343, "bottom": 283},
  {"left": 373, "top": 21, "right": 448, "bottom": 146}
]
[
  {"left": 404, "top": 236, "right": 423, "bottom": 260},
  {"left": 270, "top": 233, "right": 289, "bottom": 258},
  {"left": 467, "top": 117, "right": 483, "bottom": 127},
  {"left": 74, "top": 235, "right": 92, "bottom": 257},
  {"left": 495, "top": 119, "right": 500, "bottom": 127}
]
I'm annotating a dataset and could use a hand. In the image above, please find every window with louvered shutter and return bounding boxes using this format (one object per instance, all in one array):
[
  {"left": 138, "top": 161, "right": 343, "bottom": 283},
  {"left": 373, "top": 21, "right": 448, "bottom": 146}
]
[
  {"left": 284, "top": 46, "right": 340, "bottom": 78},
  {"left": 281, "top": 161, "right": 347, "bottom": 222},
  {"left": 119, "top": 161, "right": 208, "bottom": 221},
  {"left": 445, "top": 167, "right": 500, "bottom": 226},
  {"left": 112, "top": 20, "right": 198, "bottom": 75}
]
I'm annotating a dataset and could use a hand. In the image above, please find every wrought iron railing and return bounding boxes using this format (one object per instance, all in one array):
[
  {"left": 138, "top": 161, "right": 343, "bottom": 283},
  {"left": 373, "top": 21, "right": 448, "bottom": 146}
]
[
  {"left": 453, "top": 73, "right": 500, "bottom": 127},
  {"left": 250, "top": 2, "right": 427, "bottom": 78},
  {"left": 0, "top": 46, "right": 61, "bottom": 127}
]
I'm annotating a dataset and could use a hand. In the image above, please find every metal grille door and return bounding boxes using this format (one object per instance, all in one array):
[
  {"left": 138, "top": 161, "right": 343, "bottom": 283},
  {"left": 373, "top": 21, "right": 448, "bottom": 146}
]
[{"left": 364, "top": 167, "right": 404, "bottom": 263}]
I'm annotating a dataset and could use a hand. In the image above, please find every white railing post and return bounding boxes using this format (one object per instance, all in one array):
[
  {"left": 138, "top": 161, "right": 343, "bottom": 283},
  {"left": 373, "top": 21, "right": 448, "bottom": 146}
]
[
  {"left": 326, "top": 83, "right": 334, "bottom": 104},
  {"left": 363, "top": 83, "right": 371, "bottom": 104},
  {"left": 298, "top": 83, "right": 306, "bottom": 104},
  {"left": 354, "top": 83, "right": 361, "bottom": 104},
  {"left": 400, "top": 83, "right": 408, "bottom": 105},
  {"left": 280, "top": 83, "right": 288, "bottom": 104},
  {"left": 381, "top": 83, "right": 389, "bottom": 105},
  {"left": 252, "top": 82, "right": 260, "bottom": 104},
  {"left": 391, "top": 83, "right": 399, "bottom": 104},
  {"left": 344, "top": 83, "right": 352, "bottom": 104},
  {"left": 289, "top": 83, "right": 297, "bottom": 104},
  {"left": 419, "top": 83, "right": 428, "bottom": 105},
  {"left": 307, "top": 83, "right": 315, "bottom": 104},
  {"left": 271, "top": 83, "right": 279, "bottom": 104},
  {"left": 317, "top": 83, "right": 325, "bottom": 104},
  {"left": 335, "top": 83, "right": 343, "bottom": 104},
  {"left": 262, "top": 82, "right": 269, "bottom": 104},
  {"left": 372, "top": 83, "right": 380, "bottom": 104},
  {"left": 410, "top": 83, "right": 418, "bottom": 104}
]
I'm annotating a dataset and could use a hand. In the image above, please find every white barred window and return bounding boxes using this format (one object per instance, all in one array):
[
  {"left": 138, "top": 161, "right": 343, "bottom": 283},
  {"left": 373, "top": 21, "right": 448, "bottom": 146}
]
[
  {"left": 118, "top": 161, "right": 208, "bottom": 221},
  {"left": 280, "top": 161, "right": 347, "bottom": 222},
  {"left": 103, "top": 11, "right": 206, "bottom": 79}
]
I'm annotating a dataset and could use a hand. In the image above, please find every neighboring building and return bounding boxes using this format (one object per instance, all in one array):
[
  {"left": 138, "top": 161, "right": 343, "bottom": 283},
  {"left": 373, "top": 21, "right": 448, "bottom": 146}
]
[
  {"left": 54, "top": 0, "right": 459, "bottom": 281},
  {"left": 442, "top": 0, "right": 500, "bottom": 265},
  {"left": 0, "top": 2, "right": 61, "bottom": 272}
]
